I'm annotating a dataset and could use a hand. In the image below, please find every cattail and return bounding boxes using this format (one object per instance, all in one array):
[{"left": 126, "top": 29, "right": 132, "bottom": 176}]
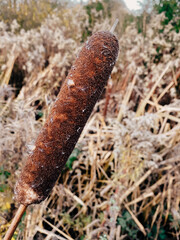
[
  {"left": 15, "top": 31, "right": 119, "bottom": 206},
  {"left": 4, "top": 31, "right": 119, "bottom": 240}
]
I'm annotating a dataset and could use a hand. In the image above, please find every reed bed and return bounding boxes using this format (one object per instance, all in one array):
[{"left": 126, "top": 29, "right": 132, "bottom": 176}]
[{"left": 0, "top": 6, "right": 180, "bottom": 240}]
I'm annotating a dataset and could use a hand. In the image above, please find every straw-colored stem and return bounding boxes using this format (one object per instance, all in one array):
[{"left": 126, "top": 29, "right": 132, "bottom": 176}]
[
  {"left": 110, "top": 18, "right": 119, "bottom": 33},
  {"left": 103, "top": 79, "right": 112, "bottom": 118},
  {"left": 4, "top": 204, "right": 27, "bottom": 240}
]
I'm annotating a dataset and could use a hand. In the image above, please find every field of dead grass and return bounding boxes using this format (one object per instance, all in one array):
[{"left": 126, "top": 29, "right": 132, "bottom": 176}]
[{"left": 0, "top": 5, "right": 180, "bottom": 240}]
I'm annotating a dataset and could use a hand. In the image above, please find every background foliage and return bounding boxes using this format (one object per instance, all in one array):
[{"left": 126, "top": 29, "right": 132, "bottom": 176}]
[{"left": 0, "top": 0, "right": 180, "bottom": 239}]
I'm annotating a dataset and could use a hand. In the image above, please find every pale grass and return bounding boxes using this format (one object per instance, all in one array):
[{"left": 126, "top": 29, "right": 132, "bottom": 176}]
[
  {"left": 0, "top": 5, "right": 180, "bottom": 240},
  {"left": 136, "top": 62, "right": 171, "bottom": 116},
  {"left": 124, "top": 204, "right": 146, "bottom": 236},
  {"left": 117, "top": 75, "right": 136, "bottom": 122}
]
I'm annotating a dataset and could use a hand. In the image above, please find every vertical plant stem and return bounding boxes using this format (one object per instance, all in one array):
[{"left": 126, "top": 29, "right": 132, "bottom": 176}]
[{"left": 103, "top": 79, "right": 112, "bottom": 119}]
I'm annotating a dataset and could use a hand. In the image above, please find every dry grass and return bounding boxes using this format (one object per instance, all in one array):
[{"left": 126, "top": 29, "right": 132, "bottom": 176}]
[{"left": 0, "top": 4, "right": 180, "bottom": 240}]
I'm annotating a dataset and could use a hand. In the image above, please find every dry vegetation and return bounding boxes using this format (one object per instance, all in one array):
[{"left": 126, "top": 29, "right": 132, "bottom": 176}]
[{"left": 0, "top": 1, "right": 180, "bottom": 240}]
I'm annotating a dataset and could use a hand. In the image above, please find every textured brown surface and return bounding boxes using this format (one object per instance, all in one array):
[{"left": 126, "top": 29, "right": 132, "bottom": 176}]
[{"left": 14, "top": 31, "right": 119, "bottom": 205}]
